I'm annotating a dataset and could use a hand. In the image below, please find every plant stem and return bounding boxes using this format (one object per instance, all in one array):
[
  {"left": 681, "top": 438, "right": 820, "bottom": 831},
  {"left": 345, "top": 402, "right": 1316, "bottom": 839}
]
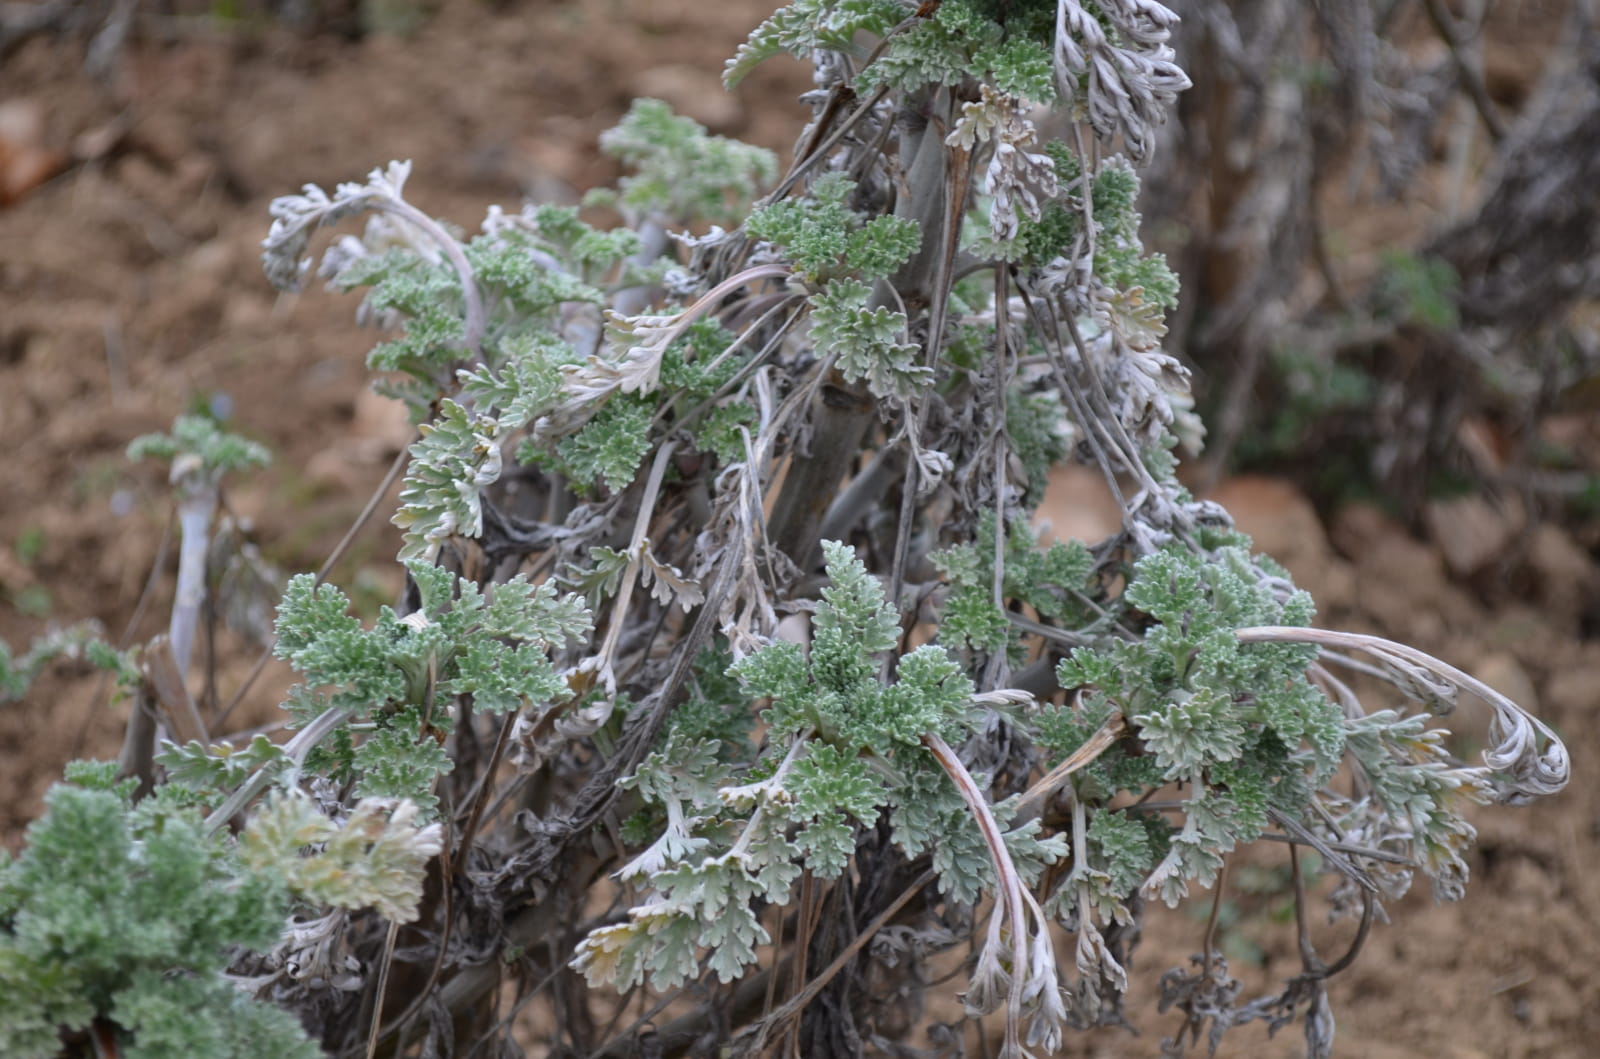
[
  {"left": 169, "top": 486, "right": 214, "bottom": 679},
  {"left": 203, "top": 703, "right": 346, "bottom": 834},
  {"left": 373, "top": 196, "right": 488, "bottom": 355},
  {"left": 921, "top": 732, "right": 1031, "bottom": 1053},
  {"left": 766, "top": 372, "right": 876, "bottom": 571}
]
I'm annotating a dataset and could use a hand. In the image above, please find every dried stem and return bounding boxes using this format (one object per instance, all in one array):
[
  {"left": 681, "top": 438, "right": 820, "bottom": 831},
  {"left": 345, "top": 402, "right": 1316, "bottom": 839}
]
[{"left": 1236, "top": 626, "right": 1570, "bottom": 801}]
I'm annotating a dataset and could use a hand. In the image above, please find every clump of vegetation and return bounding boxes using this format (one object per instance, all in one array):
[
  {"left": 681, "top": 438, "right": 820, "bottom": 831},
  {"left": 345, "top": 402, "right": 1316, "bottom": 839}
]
[{"left": 1, "top": 2, "right": 1570, "bottom": 1057}]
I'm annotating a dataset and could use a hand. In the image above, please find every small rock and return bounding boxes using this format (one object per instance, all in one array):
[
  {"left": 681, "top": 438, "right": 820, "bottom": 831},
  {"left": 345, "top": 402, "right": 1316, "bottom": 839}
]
[
  {"left": 1456, "top": 415, "right": 1512, "bottom": 474},
  {"left": 1333, "top": 503, "right": 1449, "bottom": 601},
  {"left": 1525, "top": 523, "right": 1598, "bottom": 620},
  {"left": 775, "top": 611, "right": 811, "bottom": 647},
  {"left": 71, "top": 115, "right": 131, "bottom": 163},
  {"left": 0, "top": 99, "right": 47, "bottom": 147},
  {"left": 1330, "top": 502, "right": 1398, "bottom": 555},
  {"left": 1034, "top": 465, "right": 1122, "bottom": 544},
  {"left": 0, "top": 143, "right": 63, "bottom": 207},
  {"left": 1543, "top": 655, "right": 1600, "bottom": 715},
  {"left": 173, "top": 154, "right": 216, "bottom": 197},
  {"left": 1425, "top": 493, "right": 1525, "bottom": 578},
  {"left": 631, "top": 65, "right": 744, "bottom": 131},
  {"left": 0, "top": 99, "right": 64, "bottom": 208},
  {"left": 129, "top": 110, "right": 192, "bottom": 168},
  {"left": 222, "top": 293, "right": 272, "bottom": 331}
]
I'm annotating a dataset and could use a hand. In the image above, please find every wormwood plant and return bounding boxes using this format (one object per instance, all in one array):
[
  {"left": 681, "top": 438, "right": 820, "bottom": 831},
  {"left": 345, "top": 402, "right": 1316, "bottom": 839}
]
[{"left": 0, "top": 2, "right": 1572, "bottom": 1057}]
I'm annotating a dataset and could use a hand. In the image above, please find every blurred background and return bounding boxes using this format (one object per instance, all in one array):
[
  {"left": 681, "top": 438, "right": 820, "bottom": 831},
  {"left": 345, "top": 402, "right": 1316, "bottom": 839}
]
[{"left": 1, "top": 1, "right": 1597, "bottom": 1054}]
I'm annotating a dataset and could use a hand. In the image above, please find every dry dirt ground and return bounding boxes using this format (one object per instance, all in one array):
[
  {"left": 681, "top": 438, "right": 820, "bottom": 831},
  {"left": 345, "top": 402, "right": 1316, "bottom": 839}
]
[{"left": 2, "top": 3, "right": 1598, "bottom": 1056}]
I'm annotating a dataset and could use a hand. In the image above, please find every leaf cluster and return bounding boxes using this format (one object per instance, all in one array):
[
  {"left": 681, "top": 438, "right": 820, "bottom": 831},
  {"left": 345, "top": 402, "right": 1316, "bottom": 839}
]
[
  {"left": 1048, "top": 545, "right": 1343, "bottom": 907},
  {"left": 332, "top": 205, "right": 626, "bottom": 412},
  {"left": 934, "top": 513, "right": 1096, "bottom": 655},
  {"left": 531, "top": 316, "right": 754, "bottom": 493},
  {"left": 0, "top": 774, "right": 317, "bottom": 1059},
  {"left": 738, "top": 541, "right": 972, "bottom": 749},
  {"left": 588, "top": 98, "right": 778, "bottom": 224},
  {"left": 244, "top": 561, "right": 589, "bottom": 817},
  {"left": 239, "top": 791, "right": 444, "bottom": 923},
  {"left": 724, "top": 0, "right": 905, "bottom": 88},
  {"left": 857, "top": 0, "right": 1056, "bottom": 102},
  {"left": 747, "top": 172, "right": 921, "bottom": 286},
  {"left": 1005, "top": 147, "right": 1179, "bottom": 308},
  {"left": 575, "top": 542, "right": 1068, "bottom": 991},
  {"left": 0, "top": 624, "right": 118, "bottom": 704},
  {"left": 748, "top": 173, "right": 926, "bottom": 398},
  {"left": 127, "top": 414, "right": 271, "bottom": 490}
]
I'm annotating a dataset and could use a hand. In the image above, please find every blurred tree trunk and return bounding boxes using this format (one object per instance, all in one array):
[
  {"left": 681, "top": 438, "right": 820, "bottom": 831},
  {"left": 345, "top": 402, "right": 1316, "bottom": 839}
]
[
  {"left": 1428, "top": 22, "right": 1600, "bottom": 334},
  {"left": 1140, "top": 0, "right": 1599, "bottom": 507}
]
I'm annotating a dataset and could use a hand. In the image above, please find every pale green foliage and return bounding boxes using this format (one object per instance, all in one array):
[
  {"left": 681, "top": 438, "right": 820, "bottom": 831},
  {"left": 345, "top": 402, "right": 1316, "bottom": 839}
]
[
  {"left": 324, "top": 178, "right": 678, "bottom": 544},
  {"left": 127, "top": 414, "right": 270, "bottom": 486},
  {"left": 996, "top": 145, "right": 1180, "bottom": 307},
  {"left": 858, "top": 0, "right": 1056, "bottom": 101},
  {"left": 554, "top": 396, "right": 654, "bottom": 493},
  {"left": 0, "top": 778, "right": 318, "bottom": 1059},
  {"left": 10, "top": 2, "right": 1552, "bottom": 1053},
  {"left": 482, "top": 203, "right": 644, "bottom": 287},
  {"left": 574, "top": 542, "right": 1067, "bottom": 990},
  {"left": 1050, "top": 544, "right": 1345, "bottom": 909},
  {"left": 456, "top": 332, "right": 564, "bottom": 426},
  {"left": 1087, "top": 810, "right": 1158, "bottom": 899},
  {"left": 469, "top": 215, "right": 627, "bottom": 299},
  {"left": 156, "top": 734, "right": 287, "bottom": 802},
  {"left": 248, "top": 561, "right": 587, "bottom": 815},
  {"left": 724, "top": 0, "right": 904, "bottom": 88},
  {"left": 1342, "top": 709, "right": 1491, "bottom": 900},
  {"left": 240, "top": 791, "right": 444, "bottom": 923},
  {"left": 293, "top": 103, "right": 775, "bottom": 551},
  {"left": 589, "top": 98, "right": 778, "bottom": 224},
  {"left": 525, "top": 315, "right": 755, "bottom": 493},
  {"left": 353, "top": 712, "right": 455, "bottom": 815},
  {"left": 738, "top": 541, "right": 971, "bottom": 749},
  {"left": 394, "top": 398, "right": 504, "bottom": 560},
  {"left": 274, "top": 561, "right": 588, "bottom": 715},
  {"left": 383, "top": 322, "right": 557, "bottom": 559},
  {"left": 746, "top": 172, "right": 921, "bottom": 285},
  {"left": 693, "top": 402, "right": 758, "bottom": 464},
  {"left": 889, "top": 757, "right": 1067, "bottom": 905},
  {"left": 786, "top": 742, "right": 885, "bottom": 875},
  {"left": 1035, "top": 694, "right": 1165, "bottom": 802},
  {"left": 809, "top": 278, "right": 929, "bottom": 399},
  {"left": 0, "top": 623, "right": 113, "bottom": 703},
  {"left": 341, "top": 250, "right": 470, "bottom": 391},
  {"left": 935, "top": 514, "right": 1097, "bottom": 656},
  {"left": 1086, "top": 158, "right": 1181, "bottom": 310}
]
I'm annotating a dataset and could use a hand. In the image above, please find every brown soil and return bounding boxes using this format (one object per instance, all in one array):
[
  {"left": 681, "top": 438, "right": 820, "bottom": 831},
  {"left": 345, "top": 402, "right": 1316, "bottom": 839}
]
[{"left": 2, "top": 4, "right": 1596, "bottom": 1057}]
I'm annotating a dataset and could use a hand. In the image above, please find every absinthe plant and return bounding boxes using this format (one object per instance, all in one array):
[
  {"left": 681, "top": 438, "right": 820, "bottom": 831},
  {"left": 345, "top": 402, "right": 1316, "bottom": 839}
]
[{"left": 0, "top": 2, "right": 1572, "bottom": 1058}]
